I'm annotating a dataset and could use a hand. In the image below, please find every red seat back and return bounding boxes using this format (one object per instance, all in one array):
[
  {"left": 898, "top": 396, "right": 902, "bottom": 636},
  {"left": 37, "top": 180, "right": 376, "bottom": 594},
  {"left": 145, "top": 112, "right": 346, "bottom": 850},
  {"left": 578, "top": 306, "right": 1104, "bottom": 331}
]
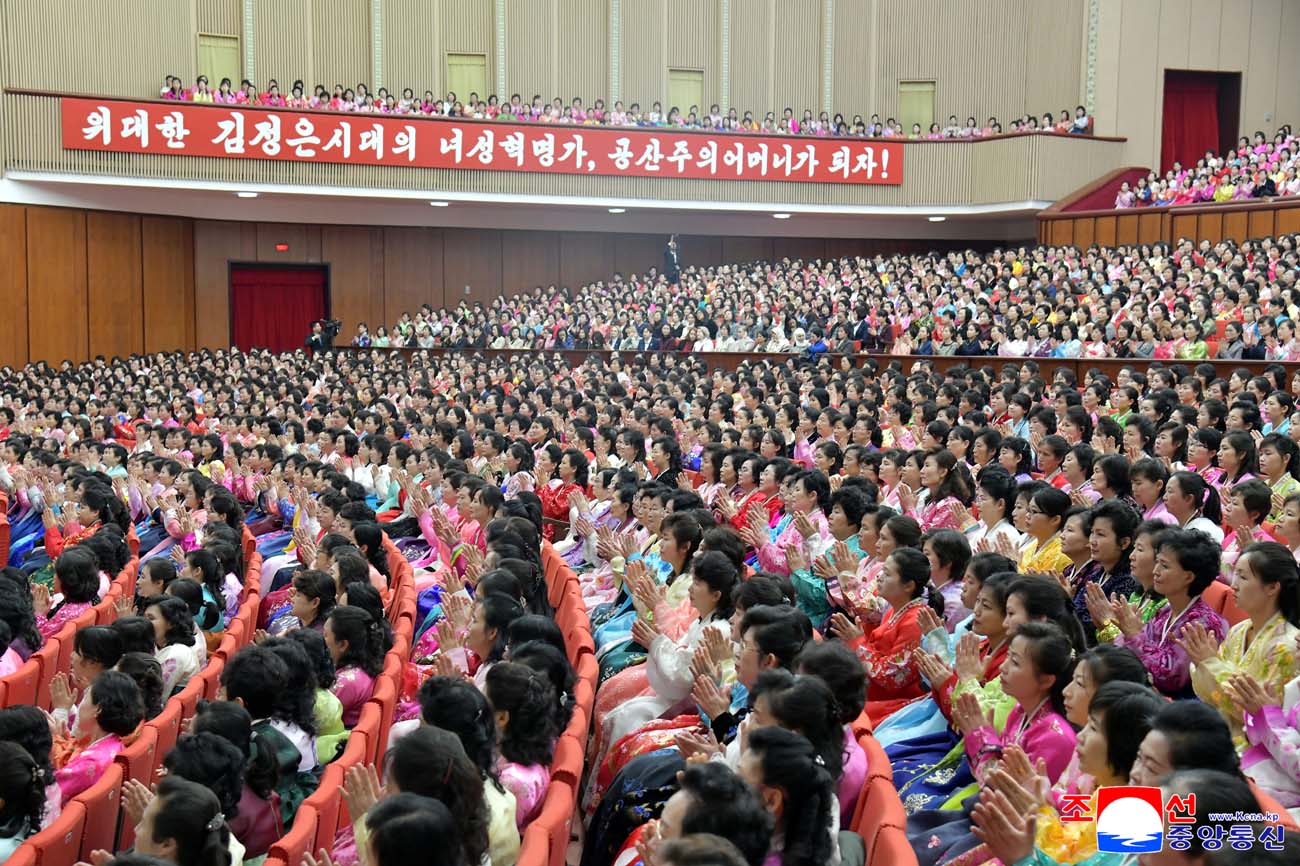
[
  {"left": 269, "top": 805, "right": 319, "bottom": 866},
  {"left": 26, "top": 800, "right": 87, "bottom": 866},
  {"left": 300, "top": 764, "right": 343, "bottom": 854},
  {"left": 32, "top": 635, "right": 61, "bottom": 709},
  {"left": 1, "top": 656, "right": 41, "bottom": 707},
  {"left": 150, "top": 697, "right": 183, "bottom": 761},
  {"left": 72, "top": 762, "right": 124, "bottom": 859}
]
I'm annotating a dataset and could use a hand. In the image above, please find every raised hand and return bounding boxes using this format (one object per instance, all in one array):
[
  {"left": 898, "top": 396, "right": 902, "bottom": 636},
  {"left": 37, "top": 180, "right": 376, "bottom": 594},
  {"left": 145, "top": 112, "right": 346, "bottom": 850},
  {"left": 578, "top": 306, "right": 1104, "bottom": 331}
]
[
  {"left": 792, "top": 510, "right": 815, "bottom": 540},
  {"left": 785, "top": 542, "right": 807, "bottom": 574},
  {"left": 828, "top": 611, "right": 864, "bottom": 642},
  {"left": 1083, "top": 581, "right": 1116, "bottom": 627},
  {"left": 691, "top": 674, "right": 731, "bottom": 720},
  {"left": 122, "top": 778, "right": 155, "bottom": 828},
  {"left": 50, "top": 673, "right": 77, "bottom": 711},
  {"left": 31, "top": 583, "right": 51, "bottom": 617},
  {"left": 631, "top": 616, "right": 659, "bottom": 649},
  {"left": 444, "top": 593, "right": 473, "bottom": 632},
  {"left": 954, "top": 631, "right": 984, "bottom": 681},
  {"left": 915, "top": 606, "right": 944, "bottom": 635},
  {"left": 830, "top": 539, "right": 859, "bottom": 575},
  {"left": 897, "top": 483, "right": 917, "bottom": 513},
  {"left": 1111, "top": 592, "right": 1143, "bottom": 637},
  {"left": 341, "top": 763, "right": 385, "bottom": 820},
  {"left": 1223, "top": 672, "right": 1280, "bottom": 716},
  {"left": 951, "top": 690, "right": 994, "bottom": 736},
  {"left": 1175, "top": 621, "right": 1219, "bottom": 664},
  {"left": 912, "top": 648, "right": 953, "bottom": 687},
  {"left": 971, "top": 788, "right": 1037, "bottom": 865},
  {"left": 701, "top": 626, "right": 733, "bottom": 664}
]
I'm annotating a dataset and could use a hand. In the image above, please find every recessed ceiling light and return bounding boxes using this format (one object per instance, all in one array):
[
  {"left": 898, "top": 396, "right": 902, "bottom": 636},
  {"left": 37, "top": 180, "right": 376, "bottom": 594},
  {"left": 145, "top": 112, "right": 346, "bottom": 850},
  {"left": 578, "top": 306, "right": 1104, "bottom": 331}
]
[
  {"left": 429, "top": 200, "right": 450, "bottom": 207},
  {"left": 236, "top": 191, "right": 258, "bottom": 198},
  {"left": 928, "top": 216, "right": 947, "bottom": 222},
  {"left": 772, "top": 213, "right": 792, "bottom": 219},
  {"left": 608, "top": 207, "right": 626, "bottom": 214}
]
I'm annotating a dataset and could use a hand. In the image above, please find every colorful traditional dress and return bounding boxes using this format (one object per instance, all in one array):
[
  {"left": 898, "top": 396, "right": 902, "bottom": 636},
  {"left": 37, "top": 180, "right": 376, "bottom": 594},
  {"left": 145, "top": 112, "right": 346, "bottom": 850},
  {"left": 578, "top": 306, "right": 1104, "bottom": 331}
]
[
  {"left": 1116, "top": 596, "right": 1228, "bottom": 698},
  {"left": 846, "top": 598, "right": 927, "bottom": 723},
  {"left": 1192, "top": 612, "right": 1300, "bottom": 749}
]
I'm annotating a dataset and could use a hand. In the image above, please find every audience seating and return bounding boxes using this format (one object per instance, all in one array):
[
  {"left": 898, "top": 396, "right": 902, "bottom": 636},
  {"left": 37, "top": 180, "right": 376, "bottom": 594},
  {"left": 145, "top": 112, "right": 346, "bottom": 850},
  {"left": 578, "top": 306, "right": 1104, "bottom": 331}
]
[
  {"left": 300, "top": 764, "right": 344, "bottom": 854},
  {"left": 24, "top": 801, "right": 86, "bottom": 866},
  {"left": 269, "top": 805, "right": 319, "bottom": 866},
  {"left": 0, "top": 656, "right": 40, "bottom": 706},
  {"left": 31, "top": 636, "right": 61, "bottom": 708},
  {"left": 150, "top": 695, "right": 184, "bottom": 759},
  {"left": 74, "top": 762, "right": 124, "bottom": 859}
]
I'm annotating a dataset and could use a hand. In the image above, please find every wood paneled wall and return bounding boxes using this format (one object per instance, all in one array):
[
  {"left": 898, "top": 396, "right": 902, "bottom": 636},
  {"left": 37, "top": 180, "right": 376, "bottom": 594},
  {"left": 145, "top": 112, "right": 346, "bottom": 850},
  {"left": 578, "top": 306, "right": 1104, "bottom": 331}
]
[
  {"left": 0, "top": 204, "right": 193, "bottom": 369},
  {"left": 2, "top": 202, "right": 988, "bottom": 367},
  {"left": 1037, "top": 198, "right": 1300, "bottom": 248},
  {"left": 1094, "top": 0, "right": 1300, "bottom": 168}
]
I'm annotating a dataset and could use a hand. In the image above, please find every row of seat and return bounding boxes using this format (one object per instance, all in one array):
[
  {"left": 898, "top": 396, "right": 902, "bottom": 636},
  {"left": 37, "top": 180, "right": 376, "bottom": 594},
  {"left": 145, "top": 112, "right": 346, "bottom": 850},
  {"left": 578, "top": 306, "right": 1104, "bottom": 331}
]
[
  {"left": 517, "top": 544, "right": 598, "bottom": 866},
  {"left": 259, "top": 542, "right": 417, "bottom": 866},
  {"left": 848, "top": 716, "right": 918, "bottom": 866},
  {"left": 9, "top": 551, "right": 267, "bottom": 866}
]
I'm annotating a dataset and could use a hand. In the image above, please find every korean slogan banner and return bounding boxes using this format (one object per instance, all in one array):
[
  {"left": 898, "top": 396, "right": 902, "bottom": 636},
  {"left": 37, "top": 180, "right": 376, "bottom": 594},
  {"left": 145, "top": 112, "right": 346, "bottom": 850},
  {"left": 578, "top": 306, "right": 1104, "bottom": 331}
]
[{"left": 61, "top": 97, "right": 903, "bottom": 185}]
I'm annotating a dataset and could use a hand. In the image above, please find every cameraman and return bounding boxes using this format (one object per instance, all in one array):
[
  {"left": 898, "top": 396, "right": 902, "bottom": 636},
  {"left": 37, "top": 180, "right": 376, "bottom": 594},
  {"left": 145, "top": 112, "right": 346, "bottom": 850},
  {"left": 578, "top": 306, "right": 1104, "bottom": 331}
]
[{"left": 305, "top": 318, "right": 341, "bottom": 353}]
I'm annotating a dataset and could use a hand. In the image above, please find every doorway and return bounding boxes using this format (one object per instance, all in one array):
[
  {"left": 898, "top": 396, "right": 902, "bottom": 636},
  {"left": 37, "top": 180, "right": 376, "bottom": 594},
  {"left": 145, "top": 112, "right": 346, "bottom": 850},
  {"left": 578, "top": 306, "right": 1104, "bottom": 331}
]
[
  {"left": 229, "top": 264, "right": 328, "bottom": 353},
  {"left": 1161, "top": 70, "right": 1241, "bottom": 172}
]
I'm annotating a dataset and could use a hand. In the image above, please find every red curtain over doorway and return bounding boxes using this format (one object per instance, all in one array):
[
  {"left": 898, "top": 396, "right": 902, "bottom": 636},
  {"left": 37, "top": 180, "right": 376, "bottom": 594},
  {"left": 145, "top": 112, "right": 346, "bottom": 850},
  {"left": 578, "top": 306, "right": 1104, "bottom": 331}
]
[
  {"left": 229, "top": 266, "right": 327, "bottom": 353},
  {"left": 1161, "top": 71, "right": 1220, "bottom": 173}
]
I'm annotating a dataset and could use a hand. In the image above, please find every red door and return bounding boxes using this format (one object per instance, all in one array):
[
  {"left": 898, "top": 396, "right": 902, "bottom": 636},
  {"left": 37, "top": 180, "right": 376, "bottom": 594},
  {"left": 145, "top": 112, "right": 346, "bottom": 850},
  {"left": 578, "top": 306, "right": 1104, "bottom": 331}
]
[{"left": 229, "top": 265, "right": 327, "bottom": 353}]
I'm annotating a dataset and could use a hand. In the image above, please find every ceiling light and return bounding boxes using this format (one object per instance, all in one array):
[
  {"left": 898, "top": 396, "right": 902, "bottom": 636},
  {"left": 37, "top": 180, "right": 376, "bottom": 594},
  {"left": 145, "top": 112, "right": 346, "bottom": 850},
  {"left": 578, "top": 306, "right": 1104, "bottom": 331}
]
[
  {"left": 429, "top": 200, "right": 450, "bottom": 207},
  {"left": 236, "top": 191, "right": 258, "bottom": 198},
  {"left": 928, "top": 216, "right": 947, "bottom": 222},
  {"left": 772, "top": 213, "right": 792, "bottom": 219},
  {"left": 608, "top": 207, "right": 626, "bottom": 214}
]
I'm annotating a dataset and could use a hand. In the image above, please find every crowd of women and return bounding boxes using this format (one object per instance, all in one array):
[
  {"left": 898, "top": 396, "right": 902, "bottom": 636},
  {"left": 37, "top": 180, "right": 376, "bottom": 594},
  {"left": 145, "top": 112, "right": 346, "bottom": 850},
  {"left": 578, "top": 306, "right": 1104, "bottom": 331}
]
[
  {"left": 4, "top": 305, "right": 1300, "bottom": 866},
  {"left": 343, "top": 234, "right": 1300, "bottom": 365},
  {"left": 157, "top": 74, "right": 1090, "bottom": 141},
  {"left": 1115, "top": 127, "right": 1300, "bottom": 208}
]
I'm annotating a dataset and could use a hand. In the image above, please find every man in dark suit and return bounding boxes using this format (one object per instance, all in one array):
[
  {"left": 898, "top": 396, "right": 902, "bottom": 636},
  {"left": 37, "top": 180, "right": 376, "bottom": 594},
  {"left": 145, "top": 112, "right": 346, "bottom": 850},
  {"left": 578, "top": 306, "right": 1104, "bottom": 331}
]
[{"left": 664, "top": 235, "right": 681, "bottom": 285}]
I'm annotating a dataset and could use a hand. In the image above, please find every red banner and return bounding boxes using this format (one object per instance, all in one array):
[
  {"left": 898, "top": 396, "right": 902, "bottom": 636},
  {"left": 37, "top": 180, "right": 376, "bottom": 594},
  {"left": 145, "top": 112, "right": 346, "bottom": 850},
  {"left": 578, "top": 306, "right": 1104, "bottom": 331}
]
[{"left": 60, "top": 97, "right": 903, "bottom": 185}]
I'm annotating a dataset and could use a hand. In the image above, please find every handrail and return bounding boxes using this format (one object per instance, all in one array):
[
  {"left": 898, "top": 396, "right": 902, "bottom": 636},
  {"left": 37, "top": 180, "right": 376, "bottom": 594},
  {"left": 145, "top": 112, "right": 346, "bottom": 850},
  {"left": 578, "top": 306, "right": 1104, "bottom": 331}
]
[
  {"left": 4, "top": 86, "right": 1128, "bottom": 146},
  {"left": 1038, "top": 192, "right": 1300, "bottom": 222}
]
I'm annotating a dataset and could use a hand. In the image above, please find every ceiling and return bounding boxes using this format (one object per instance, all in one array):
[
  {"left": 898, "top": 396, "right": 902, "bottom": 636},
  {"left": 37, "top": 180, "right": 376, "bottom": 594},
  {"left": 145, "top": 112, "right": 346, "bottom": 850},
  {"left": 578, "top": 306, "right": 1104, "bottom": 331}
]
[{"left": 1, "top": 174, "right": 1042, "bottom": 241}]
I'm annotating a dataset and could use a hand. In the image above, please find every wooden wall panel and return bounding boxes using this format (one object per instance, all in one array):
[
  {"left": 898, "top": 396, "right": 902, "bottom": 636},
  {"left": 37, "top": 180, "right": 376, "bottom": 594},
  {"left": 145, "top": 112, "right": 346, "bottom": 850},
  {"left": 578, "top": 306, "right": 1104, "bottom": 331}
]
[
  {"left": 613, "top": 234, "right": 664, "bottom": 278},
  {"left": 678, "top": 236, "right": 723, "bottom": 268},
  {"left": 1115, "top": 214, "right": 1139, "bottom": 245},
  {"left": 1094, "top": 215, "right": 1117, "bottom": 247},
  {"left": 666, "top": 0, "right": 719, "bottom": 107},
  {"left": 1171, "top": 213, "right": 1197, "bottom": 243},
  {"left": 556, "top": 0, "right": 607, "bottom": 102},
  {"left": 322, "top": 226, "right": 384, "bottom": 333},
  {"left": 772, "top": 0, "right": 822, "bottom": 117},
  {"left": 26, "top": 208, "right": 88, "bottom": 364},
  {"left": 440, "top": 0, "right": 494, "bottom": 92},
  {"left": 1248, "top": 209, "right": 1275, "bottom": 241},
  {"left": 729, "top": 0, "right": 772, "bottom": 115},
  {"left": 0, "top": 206, "right": 29, "bottom": 369},
  {"left": 382, "top": 227, "right": 442, "bottom": 323},
  {"left": 1223, "top": 211, "right": 1249, "bottom": 243},
  {"left": 720, "top": 236, "right": 773, "bottom": 264},
  {"left": 86, "top": 212, "right": 144, "bottom": 359},
  {"left": 443, "top": 228, "right": 503, "bottom": 306},
  {"left": 832, "top": 0, "right": 872, "bottom": 119},
  {"left": 384, "top": 0, "right": 440, "bottom": 93},
  {"left": 773, "top": 237, "right": 826, "bottom": 261},
  {"left": 505, "top": 0, "right": 554, "bottom": 97},
  {"left": 257, "top": 223, "right": 318, "bottom": 262},
  {"left": 312, "top": 0, "right": 371, "bottom": 89},
  {"left": 193, "top": 221, "right": 250, "bottom": 349},
  {"left": 3, "top": 0, "right": 192, "bottom": 97},
  {"left": 1197, "top": 212, "right": 1222, "bottom": 244},
  {"left": 197, "top": 0, "right": 242, "bottom": 35},
  {"left": 501, "top": 231, "right": 561, "bottom": 292},
  {"left": 141, "top": 217, "right": 195, "bottom": 352},
  {"left": 1073, "top": 217, "right": 1095, "bottom": 249},
  {"left": 1277, "top": 207, "right": 1300, "bottom": 235},
  {"left": 1137, "top": 212, "right": 1163, "bottom": 243},
  {"left": 559, "top": 232, "right": 615, "bottom": 288},
  {"left": 252, "top": 0, "right": 312, "bottom": 85},
  {"left": 621, "top": 0, "right": 666, "bottom": 105}
]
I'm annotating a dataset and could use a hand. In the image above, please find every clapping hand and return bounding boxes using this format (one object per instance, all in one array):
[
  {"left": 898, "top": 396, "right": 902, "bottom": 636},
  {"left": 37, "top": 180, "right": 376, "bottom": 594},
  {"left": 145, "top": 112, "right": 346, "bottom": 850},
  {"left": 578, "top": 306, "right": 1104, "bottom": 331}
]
[
  {"left": 31, "top": 583, "right": 52, "bottom": 617},
  {"left": 1175, "top": 621, "right": 1219, "bottom": 664},
  {"left": 792, "top": 510, "right": 815, "bottom": 540},
  {"left": 953, "top": 632, "right": 984, "bottom": 681},
  {"left": 951, "top": 690, "right": 994, "bottom": 736},
  {"left": 691, "top": 675, "right": 731, "bottom": 720},
  {"left": 912, "top": 648, "right": 953, "bottom": 687},
  {"left": 444, "top": 593, "right": 473, "bottom": 632},
  {"left": 1223, "top": 672, "right": 1280, "bottom": 716},
  {"left": 828, "top": 611, "right": 864, "bottom": 642},
  {"left": 631, "top": 616, "right": 660, "bottom": 649},
  {"left": 122, "top": 778, "right": 155, "bottom": 828},
  {"left": 1111, "top": 592, "right": 1143, "bottom": 637},
  {"left": 897, "top": 483, "right": 917, "bottom": 513},
  {"left": 1083, "top": 581, "right": 1116, "bottom": 627},
  {"left": 971, "top": 788, "right": 1037, "bottom": 865},
  {"left": 341, "top": 763, "right": 385, "bottom": 820}
]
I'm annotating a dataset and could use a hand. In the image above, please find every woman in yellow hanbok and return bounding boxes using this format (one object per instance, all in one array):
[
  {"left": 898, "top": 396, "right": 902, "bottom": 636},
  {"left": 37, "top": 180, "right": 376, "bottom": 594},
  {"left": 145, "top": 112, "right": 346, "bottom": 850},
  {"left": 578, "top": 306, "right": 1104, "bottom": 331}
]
[
  {"left": 1018, "top": 488, "right": 1073, "bottom": 578},
  {"left": 1186, "top": 540, "right": 1300, "bottom": 749}
]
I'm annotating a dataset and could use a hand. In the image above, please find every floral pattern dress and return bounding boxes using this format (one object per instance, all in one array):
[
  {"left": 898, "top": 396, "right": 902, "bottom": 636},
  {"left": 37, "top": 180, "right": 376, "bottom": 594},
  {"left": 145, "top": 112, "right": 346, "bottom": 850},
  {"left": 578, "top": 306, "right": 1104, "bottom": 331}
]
[{"left": 1192, "top": 612, "right": 1300, "bottom": 749}]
